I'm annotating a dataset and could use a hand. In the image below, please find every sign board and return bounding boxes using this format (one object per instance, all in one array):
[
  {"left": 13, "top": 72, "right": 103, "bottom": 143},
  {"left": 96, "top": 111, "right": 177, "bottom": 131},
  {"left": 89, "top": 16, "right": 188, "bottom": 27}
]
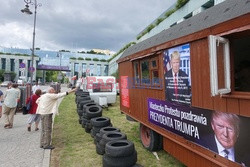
[
  {"left": 29, "top": 67, "right": 35, "bottom": 72},
  {"left": 19, "top": 63, "right": 26, "bottom": 68}
]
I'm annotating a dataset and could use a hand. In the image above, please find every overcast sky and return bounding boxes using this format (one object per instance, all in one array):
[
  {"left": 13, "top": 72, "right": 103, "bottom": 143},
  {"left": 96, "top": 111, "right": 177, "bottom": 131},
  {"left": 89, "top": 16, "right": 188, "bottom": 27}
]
[{"left": 0, "top": 0, "right": 176, "bottom": 53}]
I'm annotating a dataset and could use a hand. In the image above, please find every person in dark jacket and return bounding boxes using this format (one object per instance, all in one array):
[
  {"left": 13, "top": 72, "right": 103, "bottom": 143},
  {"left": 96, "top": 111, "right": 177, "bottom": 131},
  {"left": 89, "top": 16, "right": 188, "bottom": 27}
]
[{"left": 27, "top": 89, "right": 42, "bottom": 131}]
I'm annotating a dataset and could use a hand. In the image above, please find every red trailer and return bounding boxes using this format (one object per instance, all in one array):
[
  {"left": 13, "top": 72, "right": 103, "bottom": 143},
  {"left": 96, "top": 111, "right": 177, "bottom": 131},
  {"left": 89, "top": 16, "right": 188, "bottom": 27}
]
[{"left": 117, "top": 0, "right": 250, "bottom": 166}]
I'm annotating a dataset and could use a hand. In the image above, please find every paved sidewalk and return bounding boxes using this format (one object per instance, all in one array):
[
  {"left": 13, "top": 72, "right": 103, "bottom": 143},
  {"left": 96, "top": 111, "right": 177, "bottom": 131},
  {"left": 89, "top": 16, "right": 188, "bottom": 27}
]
[{"left": 0, "top": 113, "right": 50, "bottom": 167}]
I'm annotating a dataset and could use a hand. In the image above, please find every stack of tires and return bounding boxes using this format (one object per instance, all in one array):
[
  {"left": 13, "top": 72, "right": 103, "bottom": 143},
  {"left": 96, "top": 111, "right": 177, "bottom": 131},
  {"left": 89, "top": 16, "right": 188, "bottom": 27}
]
[
  {"left": 75, "top": 90, "right": 93, "bottom": 124},
  {"left": 103, "top": 140, "right": 137, "bottom": 167},
  {"left": 97, "top": 132, "right": 127, "bottom": 155},
  {"left": 81, "top": 102, "right": 98, "bottom": 128},
  {"left": 90, "top": 117, "right": 112, "bottom": 139},
  {"left": 82, "top": 105, "right": 102, "bottom": 133},
  {"left": 78, "top": 100, "right": 94, "bottom": 125},
  {"left": 74, "top": 91, "right": 138, "bottom": 167},
  {"left": 95, "top": 127, "right": 120, "bottom": 146}
]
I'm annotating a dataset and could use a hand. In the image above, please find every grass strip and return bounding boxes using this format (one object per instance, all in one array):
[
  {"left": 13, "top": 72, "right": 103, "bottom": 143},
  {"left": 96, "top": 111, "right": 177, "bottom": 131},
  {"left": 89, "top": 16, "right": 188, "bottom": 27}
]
[{"left": 51, "top": 94, "right": 184, "bottom": 167}]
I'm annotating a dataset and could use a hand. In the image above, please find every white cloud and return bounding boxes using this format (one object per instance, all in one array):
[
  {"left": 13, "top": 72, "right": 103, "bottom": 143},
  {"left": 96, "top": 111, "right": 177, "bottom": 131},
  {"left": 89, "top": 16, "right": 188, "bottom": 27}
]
[{"left": 0, "top": 0, "right": 176, "bottom": 52}]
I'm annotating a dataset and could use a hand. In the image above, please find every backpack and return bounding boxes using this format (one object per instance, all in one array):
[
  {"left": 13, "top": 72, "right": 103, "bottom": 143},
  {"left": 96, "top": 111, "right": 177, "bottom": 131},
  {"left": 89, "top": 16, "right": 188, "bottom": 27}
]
[{"left": 26, "top": 95, "right": 32, "bottom": 111}]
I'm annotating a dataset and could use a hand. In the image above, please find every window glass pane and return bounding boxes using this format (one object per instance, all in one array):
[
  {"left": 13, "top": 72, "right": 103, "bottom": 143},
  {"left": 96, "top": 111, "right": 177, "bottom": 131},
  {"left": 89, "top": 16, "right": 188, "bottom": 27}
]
[
  {"left": 97, "top": 64, "right": 101, "bottom": 76},
  {"left": 1, "top": 58, "right": 6, "bottom": 70},
  {"left": 216, "top": 43, "right": 226, "bottom": 89},
  {"left": 104, "top": 65, "right": 108, "bottom": 76},
  {"left": 10, "top": 59, "right": 15, "bottom": 72},
  {"left": 151, "top": 60, "right": 157, "bottom": 68},
  {"left": 82, "top": 63, "right": 86, "bottom": 77},
  {"left": 93, "top": 83, "right": 112, "bottom": 92},
  {"left": 134, "top": 62, "right": 140, "bottom": 84},
  {"left": 90, "top": 64, "right": 95, "bottom": 76},
  {"left": 74, "top": 63, "right": 79, "bottom": 78},
  {"left": 141, "top": 60, "right": 150, "bottom": 84},
  {"left": 233, "top": 36, "right": 250, "bottom": 92},
  {"left": 152, "top": 70, "right": 159, "bottom": 84}
]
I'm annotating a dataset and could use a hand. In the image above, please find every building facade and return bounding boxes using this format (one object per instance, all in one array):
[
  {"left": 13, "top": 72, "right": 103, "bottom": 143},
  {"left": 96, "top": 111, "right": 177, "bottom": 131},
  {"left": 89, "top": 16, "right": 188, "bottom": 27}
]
[
  {"left": 70, "top": 59, "right": 109, "bottom": 78},
  {"left": 0, "top": 54, "right": 40, "bottom": 81}
]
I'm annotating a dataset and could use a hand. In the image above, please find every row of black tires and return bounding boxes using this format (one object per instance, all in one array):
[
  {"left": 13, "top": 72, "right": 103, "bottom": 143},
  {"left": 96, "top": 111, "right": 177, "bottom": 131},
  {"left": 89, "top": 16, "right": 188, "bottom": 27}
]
[{"left": 75, "top": 89, "right": 139, "bottom": 167}]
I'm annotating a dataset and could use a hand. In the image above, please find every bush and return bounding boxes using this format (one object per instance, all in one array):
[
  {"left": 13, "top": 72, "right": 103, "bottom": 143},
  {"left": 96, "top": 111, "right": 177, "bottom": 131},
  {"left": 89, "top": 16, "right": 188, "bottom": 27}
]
[
  {"left": 93, "top": 58, "right": 99, "bottom": 61},
  {"left": 100, "top": 59, "right": 107, "bottom": 62},
  {"left": 176, "top": 0, "right": 189, "bottom": 9},
  {"left": 78, "top": 57, "right": 84, "bottom": 60}
]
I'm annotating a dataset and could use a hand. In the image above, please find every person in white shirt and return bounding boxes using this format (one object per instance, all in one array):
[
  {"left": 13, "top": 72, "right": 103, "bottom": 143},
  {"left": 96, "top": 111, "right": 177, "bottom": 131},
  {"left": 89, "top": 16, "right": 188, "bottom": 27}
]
[
  {"left": 36, "top": 87, "right": 76, "bottom": 149},
  {"left": 32, "top": 82, "right": 41, "bottom": 94},
  {"left": 2, "top": 83, "right": 20, "bottom": 129}
]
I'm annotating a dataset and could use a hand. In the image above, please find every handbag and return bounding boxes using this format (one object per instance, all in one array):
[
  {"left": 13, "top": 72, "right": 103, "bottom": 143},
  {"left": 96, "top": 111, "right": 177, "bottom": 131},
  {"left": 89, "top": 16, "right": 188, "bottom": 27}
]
[
  {"left": 22, "top": 106, "right": 29, "bottom": 115},
  {"left": 23, "top": 95, "right": 32, "bottom": 115}
]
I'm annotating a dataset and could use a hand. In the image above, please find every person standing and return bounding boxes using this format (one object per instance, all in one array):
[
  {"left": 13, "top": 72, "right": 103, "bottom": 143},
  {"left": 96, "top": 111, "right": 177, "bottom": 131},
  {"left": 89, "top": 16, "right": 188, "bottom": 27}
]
[
  {"left": 0, "top": 89, "right": 3, "bottom": 118},
  {"left": 36, "top": 87, "right": 76, "bottom": 149},
  {"left": 2, "top": 83, "right": 20, "bottom": 129},
  {"left": 27, "top": 89, "right": 42, "bottom": 132},
  {"left": 32, "top": 81, "right": 41, "bottom": 94}
]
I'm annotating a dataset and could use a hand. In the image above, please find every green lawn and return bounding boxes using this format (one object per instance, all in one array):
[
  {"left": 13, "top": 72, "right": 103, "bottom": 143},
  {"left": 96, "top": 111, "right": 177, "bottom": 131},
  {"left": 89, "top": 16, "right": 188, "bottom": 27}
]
[{"left": 51, "top": 94, "right": 184, "bottom": 167}]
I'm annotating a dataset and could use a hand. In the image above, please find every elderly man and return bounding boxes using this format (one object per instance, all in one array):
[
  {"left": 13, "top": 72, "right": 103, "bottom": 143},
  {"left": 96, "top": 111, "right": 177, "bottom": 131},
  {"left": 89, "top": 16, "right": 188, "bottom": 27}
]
[
  {"left": 2, "top": 83, "right": 20, "bottom": 129},
  {"left": 36, "top": 87, "right": 77, "bottom": 149}
]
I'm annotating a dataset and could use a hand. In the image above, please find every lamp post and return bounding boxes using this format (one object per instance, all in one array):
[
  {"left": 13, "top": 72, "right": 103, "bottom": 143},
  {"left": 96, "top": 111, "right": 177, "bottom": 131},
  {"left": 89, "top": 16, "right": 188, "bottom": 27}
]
[{"left": 21, "top": 0, "right": 42, "bottom": 85}]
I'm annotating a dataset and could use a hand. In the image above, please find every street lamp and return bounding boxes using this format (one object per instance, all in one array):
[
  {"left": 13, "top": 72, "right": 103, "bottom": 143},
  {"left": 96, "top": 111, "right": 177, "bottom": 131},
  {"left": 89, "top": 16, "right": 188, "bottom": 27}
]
[{"left": 21, "top": 0, "right": 42, "bottom": 85}]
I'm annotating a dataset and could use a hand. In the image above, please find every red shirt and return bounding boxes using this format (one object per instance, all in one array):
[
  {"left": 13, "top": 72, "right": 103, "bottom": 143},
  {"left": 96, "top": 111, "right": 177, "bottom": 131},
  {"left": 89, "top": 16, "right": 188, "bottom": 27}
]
[{"left": 26, "top": 94, "right": 40, "bottom": 114}]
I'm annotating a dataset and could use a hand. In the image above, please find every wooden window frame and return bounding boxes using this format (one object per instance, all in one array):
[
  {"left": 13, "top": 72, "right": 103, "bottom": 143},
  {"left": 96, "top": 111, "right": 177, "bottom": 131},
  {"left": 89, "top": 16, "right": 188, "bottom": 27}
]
[
  {"left": 133, "top": 61, "right": 140, "bottom": 85},
  {"left": 209, "top": 35, "right": 231, "bottom": 96},
  {"left": 140, "top": 59, "right": 150, "bottom": 85},
  {"left": 132, "top": 55, "right": 160, "bottom": 88}
]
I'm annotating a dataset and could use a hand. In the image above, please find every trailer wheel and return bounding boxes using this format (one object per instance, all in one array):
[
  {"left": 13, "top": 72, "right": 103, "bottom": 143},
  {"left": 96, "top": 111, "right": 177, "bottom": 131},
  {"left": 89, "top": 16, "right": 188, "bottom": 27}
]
[{"left": 139, "top": 124, "right": 162, "bottom": 151}]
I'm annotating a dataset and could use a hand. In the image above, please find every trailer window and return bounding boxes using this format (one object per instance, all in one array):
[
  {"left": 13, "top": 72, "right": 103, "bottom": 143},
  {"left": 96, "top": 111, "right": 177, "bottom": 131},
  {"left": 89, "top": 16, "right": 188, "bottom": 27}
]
[
  {"left": 232, "top": 36, "right": 250, "bottom": 92},
  {"left": 133, "top": 61, "right": 140, "bottom": 84},
  {"left": 93, "top": 83, "right": 112, "bottom": 92},
  {"left": 150, "top": 58, "right": 160, "bottom": 85},
  {"left": 141, "top": 60, "right": 150, "bottom": 84},
  {"left": 209, "top": 35, "right": 230, "bottom": 96}
]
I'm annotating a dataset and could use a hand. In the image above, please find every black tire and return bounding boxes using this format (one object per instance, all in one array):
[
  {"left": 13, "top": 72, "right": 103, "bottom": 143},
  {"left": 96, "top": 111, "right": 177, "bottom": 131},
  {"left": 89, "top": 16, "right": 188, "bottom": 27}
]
[
  {"left": 92, "top": 124, "right": 112, "bottom": 134},
  {"left": 83, "top": 103, "right": 98, "bottom": 113},
  {"left": 96, "top": 142, "right": 105, "bottom": 155},
  {"left": 82, "top": 117, "right": 88, "bottom": 126},
  {"left": 102, "top": 132, "right": 127, "bottom": 144},
  {"left": 84, "top": 121, "right": 92, "bottom": 133},
  {"left": 77, "top": 96, "right": 91, "bottom": 105},
  {"left": 90, "top": 117, "right": 111, "bottom": 127},
  {"left": 79, "top": 100, "right": 94, "bottom": 110},
  {"left": 90, "top": 129, "right": 96, "bottom": 138},
  {"left": 105, "top": 140, "right": 135, "bottom": 157},
  {"left": 99, "top": 127, "right": 120, "bottom": 137},
  {"left": 85, "top": 105, "right": 102, "bottom": 119},
  {"left": 139, "top": 124, "right": 162, "bottom": 151},
  {"left": 103, "top": 150, "right": 137, "bottom": 167},
  {"left": 78, "top": 118, "right": 82, "bottom": 124},
  {"left": 95, "top": 132, "right": 102, "bottom": 143},
  {"left": 85, "top": 126, "right": 91, "bottom": 133}
]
